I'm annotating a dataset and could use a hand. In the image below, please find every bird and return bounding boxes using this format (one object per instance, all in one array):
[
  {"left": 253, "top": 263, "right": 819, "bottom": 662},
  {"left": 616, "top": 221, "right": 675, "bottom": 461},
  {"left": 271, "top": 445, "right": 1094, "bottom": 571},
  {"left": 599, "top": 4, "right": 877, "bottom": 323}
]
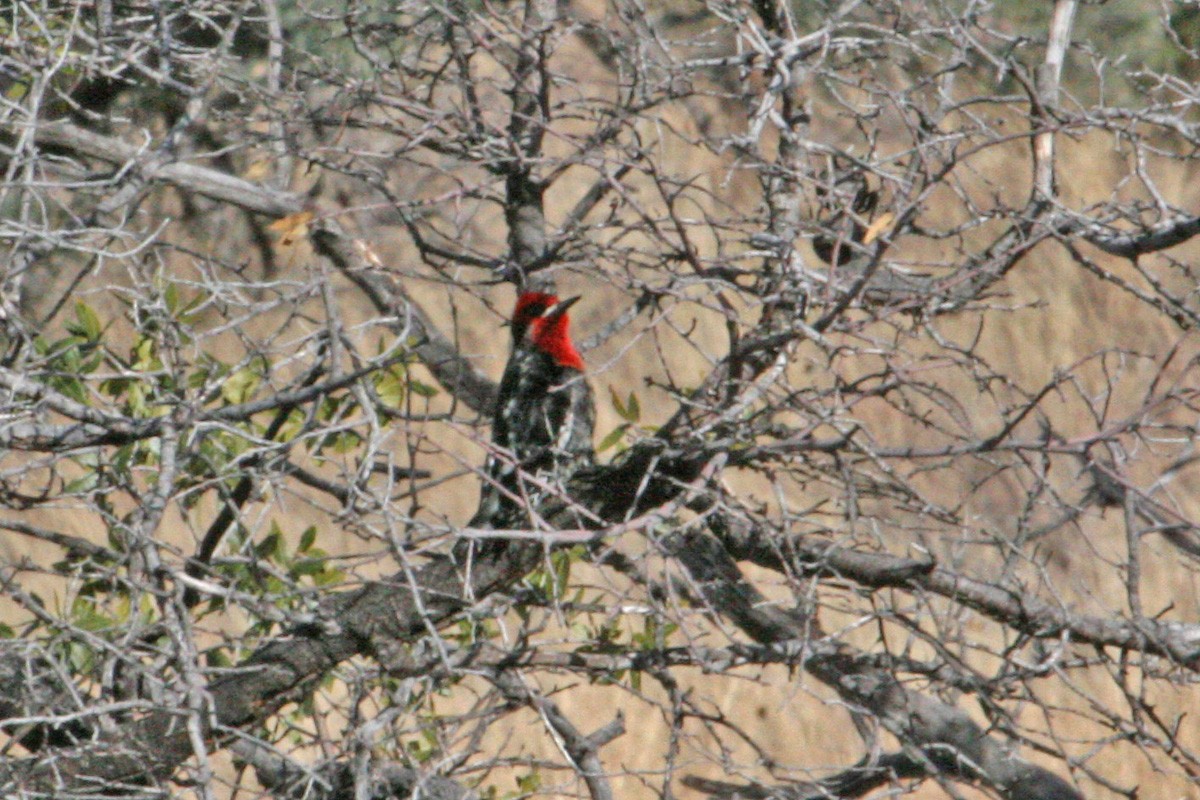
[{"left": 469, "top": 291, "right": 595, "bottom": 530}]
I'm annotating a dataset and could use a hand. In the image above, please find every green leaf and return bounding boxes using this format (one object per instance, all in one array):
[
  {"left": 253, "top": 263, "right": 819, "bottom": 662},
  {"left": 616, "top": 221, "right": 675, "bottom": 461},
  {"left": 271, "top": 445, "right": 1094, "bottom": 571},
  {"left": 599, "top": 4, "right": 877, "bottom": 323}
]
[
  {"left": 292, "top": 556, "right": 328, "bottom": 576},
  {"left": 325, "top": 430, "right": 362, "bottom": 454},
  {"left": 51, "top": 374, "right": 88, "bottom": 404},
  {"left": 310, "top": 566, "right": 345, "bottom": 587},
  {"left": 609, "top": 387, "right": 641, "bottom": 422},
  {"left": 270, "top": 408, "right": 305, "bottom": 443},
  {"left": 553, "top": 548, "right": 572, "bottom": 592},
  {"left": 632, "top": 617, "right": 678, "bottom": 650},
  {"left": 100, "top": 376, "right": 131, "bottom": 398},
  {"left": 69, "top": 301, "right": 102, "bottom": 341},
  {"left": 63, "top": 472, "right": 99, "bottom": 494},
  {"left": 221, "top": 366, "right": 261, "bottom": 405},
  {"left": 609, "top": 386, "right": 627, "bottom": 418},
  {"left": 596, "top": 423, "right": 629, "bottom": 453},
  {"left": 131, "top": 336, "right": 158, "bottom": 371},
  {"left": 257, "top": 523, "right": 284, "bottom": 559},
  {"left": 409, "top": 379, "right": 438, "bottom": 398},
  {"left": 374, "top": 365, "right": 406, "bottom": 408},
  {"left": 298, "top": 525, "right": 318, "bottom": 552},
  {"left": 5, "top": 79, "right": 30, "bottom": 103},
  {"left": 206, "top": 648, "right": 233, "bottom": 668},
  {"left": 67, "top": 640, "right": 96, "bottom": 674},
  {"left": 125, "top": 381, "right": 149, "bottom": 416},
  {"left": 70, "top": 597, "right": 115, "bottom": 632},
  {"left": 516, "top": 771, "right": 541, "bottom": 794},
  {"left": 164, "top": 282, "right": 180, "bottom": 315}
]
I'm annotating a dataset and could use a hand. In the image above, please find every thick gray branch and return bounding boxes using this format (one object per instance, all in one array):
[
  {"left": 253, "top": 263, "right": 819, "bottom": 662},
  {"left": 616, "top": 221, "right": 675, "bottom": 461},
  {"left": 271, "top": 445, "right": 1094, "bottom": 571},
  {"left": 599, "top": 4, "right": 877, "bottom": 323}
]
[
  {"left": 235, "top": 738, "right": 478, "bottom": 800},
  {"left": 1073, "top": 214, "right": 1200, "bottom": 258},
  {"left": 708, "top": 512, "right": 1200, "bottom": 665},
  {"left": 36, "top": 121, "right": 304, "bottom": 218},
  {"left": 669, "top": 530, "right": 1083, "bottom": 800}
]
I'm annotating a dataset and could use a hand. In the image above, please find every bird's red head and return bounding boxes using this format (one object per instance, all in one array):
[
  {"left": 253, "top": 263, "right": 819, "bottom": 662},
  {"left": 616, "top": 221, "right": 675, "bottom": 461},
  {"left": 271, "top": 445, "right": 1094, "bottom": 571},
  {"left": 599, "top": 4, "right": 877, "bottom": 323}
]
[
  {"left": 511, "top": 291, "right": 585, "bottom": 371},
  {"left": 512, "top": 292, "right": 559, "bottom": 330}
]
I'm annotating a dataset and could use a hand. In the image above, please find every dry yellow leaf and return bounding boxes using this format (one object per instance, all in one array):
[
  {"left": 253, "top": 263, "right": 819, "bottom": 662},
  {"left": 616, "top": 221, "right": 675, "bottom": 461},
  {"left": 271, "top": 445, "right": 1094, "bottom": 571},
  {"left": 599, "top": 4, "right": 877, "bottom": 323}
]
[
  {"left": 268, "top": 210, "right": 314, "bottom": 247},
  {"left": 242, "top": 159, "right": 273, "bottom": 182},
  {"left": 861, "top": 211, "right": 894, "bottom": 245}
]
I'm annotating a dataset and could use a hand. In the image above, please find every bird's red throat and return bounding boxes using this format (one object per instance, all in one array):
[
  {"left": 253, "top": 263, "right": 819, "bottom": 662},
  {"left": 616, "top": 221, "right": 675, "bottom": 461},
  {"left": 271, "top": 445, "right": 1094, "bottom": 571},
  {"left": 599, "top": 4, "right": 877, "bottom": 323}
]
[{"left": 532, "top": 315, "right": 585, "bottom": 371}]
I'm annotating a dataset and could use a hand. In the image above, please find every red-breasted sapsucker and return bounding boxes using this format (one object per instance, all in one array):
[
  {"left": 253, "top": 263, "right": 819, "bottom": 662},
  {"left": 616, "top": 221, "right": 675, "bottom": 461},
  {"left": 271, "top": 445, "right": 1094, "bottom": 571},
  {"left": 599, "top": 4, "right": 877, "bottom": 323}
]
[{"left": 471, "top": 291, "right": 595, "bottom": 529}]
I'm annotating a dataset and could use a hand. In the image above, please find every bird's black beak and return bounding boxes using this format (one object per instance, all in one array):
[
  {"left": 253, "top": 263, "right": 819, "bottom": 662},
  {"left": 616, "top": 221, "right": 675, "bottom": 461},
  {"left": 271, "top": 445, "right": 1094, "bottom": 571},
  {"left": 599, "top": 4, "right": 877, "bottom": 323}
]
[{"left": 545, "top": 295, "right": 580, "bottom": 320}]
